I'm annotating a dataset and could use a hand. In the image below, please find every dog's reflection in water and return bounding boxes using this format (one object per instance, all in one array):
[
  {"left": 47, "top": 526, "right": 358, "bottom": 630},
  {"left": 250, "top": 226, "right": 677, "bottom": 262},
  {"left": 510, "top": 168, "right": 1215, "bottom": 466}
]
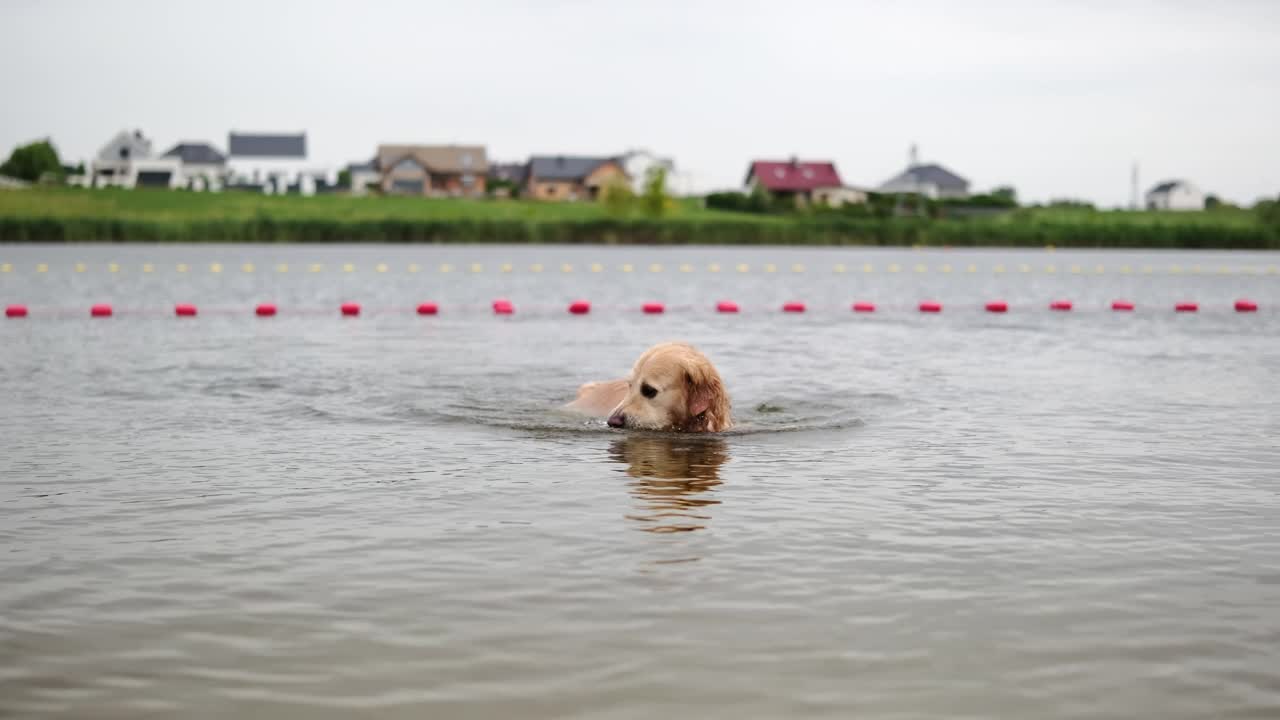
[{"left": 608, "top": 436, "right": 728, "bottom": 533}]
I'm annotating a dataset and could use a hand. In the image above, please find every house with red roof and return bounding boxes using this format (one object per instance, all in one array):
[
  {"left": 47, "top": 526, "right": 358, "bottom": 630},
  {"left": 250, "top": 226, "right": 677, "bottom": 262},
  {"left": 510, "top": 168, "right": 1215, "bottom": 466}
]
[{"left": 744, "top": 158, "right": 865, "bottom": 207}]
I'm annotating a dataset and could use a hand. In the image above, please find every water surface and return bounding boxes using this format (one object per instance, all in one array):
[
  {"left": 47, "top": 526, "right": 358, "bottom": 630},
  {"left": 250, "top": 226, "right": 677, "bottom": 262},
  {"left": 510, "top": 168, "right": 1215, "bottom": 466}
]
[{"left": 2, "top": 244, "right": 1279, "bottom": 719}]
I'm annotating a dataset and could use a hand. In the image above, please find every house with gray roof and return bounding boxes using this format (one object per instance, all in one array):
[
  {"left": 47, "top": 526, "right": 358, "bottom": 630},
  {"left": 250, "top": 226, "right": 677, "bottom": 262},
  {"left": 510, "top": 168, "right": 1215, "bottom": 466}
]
[
  {"left": 878, "top": 163, "right": 970, "bottom": 199},
  {"left": 161, "top": 142, "right": 226, "bottom": 191},
  {"left": 226, "top": 131, "right": 328, "bottom": 195},
  {"left": 1145, "top": 179, "right": 1204, "bottom": 211},
  {"left": 878, "top": 147, "right": 970, "bottom": 199},
  {"left": 525, "top": 155, "right": 629, "bottom": 201}
]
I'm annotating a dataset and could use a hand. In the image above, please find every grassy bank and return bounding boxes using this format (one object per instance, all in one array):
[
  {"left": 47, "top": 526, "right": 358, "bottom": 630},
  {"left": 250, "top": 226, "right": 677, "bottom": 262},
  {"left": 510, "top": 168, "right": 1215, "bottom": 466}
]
[{"left": 0, "top": 188, "right": 1275, "bottom": 248}]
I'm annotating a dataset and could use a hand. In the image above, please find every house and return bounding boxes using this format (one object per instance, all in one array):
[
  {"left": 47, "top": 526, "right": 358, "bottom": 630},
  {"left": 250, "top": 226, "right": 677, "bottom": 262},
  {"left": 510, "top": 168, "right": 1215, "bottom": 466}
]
[
  {"left": 161, "top": 142, "right": 226, "bottom": 191},
  {"left": 90, "top": 129, "right": 156, "bottom": 188},
  {"left": 486, "top": 162, "right": 528, "bottom": 198},
  {"left": 343, "top": 158, "right": 381, "bottom": 196},
  {"left": 1146, "top": 180, "right": 1204, "bottom": 211},
  {"left": 878, "top": 161, "right": 970, "bottom": 199},
  {"left": 525, "top": 155, "right": 629, "bottom": 201},
  {"left": 130, "top": 157, "right": 186, "bottom": 189},
  {"left": 488, "top": 162, "right": 527, "bottom": 183},
  {"left": 375, "top": 144, "right": 488, "bottom": 197},
  {"left": 225, "top": 131, "right": 325, "bottom": 195},
  {"left": 744, "top": 158, "right": 861, "bottom": 206}
]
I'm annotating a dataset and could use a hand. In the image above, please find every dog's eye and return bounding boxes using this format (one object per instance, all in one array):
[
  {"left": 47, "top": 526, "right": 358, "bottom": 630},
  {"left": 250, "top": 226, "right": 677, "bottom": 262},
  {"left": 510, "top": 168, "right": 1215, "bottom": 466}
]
[{"left": 640, "top": 383, "right": 658, "bottom": 399}]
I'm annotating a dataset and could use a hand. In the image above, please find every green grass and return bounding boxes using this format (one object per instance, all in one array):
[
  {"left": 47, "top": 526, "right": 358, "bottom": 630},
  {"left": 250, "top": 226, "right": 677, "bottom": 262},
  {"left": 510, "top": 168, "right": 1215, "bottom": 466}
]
[
  {"left": 0, "top": 188, "right": 1274, "bottom": 248},
  {"left": 0, "top": 188, "right": 770, "bottom": 223}
]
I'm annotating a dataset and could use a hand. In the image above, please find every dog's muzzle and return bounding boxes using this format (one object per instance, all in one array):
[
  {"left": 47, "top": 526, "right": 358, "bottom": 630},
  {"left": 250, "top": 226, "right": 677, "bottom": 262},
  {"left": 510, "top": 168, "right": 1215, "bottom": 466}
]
[{"left": 607, "top": 413, "right": 626, "bottom": 428}]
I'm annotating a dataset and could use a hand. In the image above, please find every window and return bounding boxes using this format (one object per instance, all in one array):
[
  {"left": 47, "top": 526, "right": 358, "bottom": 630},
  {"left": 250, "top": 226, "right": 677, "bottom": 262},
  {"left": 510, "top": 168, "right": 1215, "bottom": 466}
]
[
  {"left": 802, "top": 169, "right": 814, "bottom": 179},
  {"left": 774, "top": 168, "right": 784, "bottom": 178},
  {"left": 462, "top": 173, "right": 474, "bottom": 186},
  {"left": 394, "top": 158, "right": 421, "bottom": 173},
  {"left": 461, "top": 154, "right": 473, "bottom": 168}
]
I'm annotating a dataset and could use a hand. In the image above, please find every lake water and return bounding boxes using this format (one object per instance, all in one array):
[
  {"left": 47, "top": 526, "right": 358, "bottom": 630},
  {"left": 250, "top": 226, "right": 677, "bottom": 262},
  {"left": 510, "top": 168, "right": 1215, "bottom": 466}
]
[{"left": 2, "top": 244, "right": 1279, "bottom": 719}]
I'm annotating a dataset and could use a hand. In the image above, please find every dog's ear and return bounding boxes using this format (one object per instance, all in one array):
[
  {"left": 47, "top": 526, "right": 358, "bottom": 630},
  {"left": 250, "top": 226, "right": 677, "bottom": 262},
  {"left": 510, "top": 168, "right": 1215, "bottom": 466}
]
[{"left": 685, "top": 363, "right": 729, "bottom": 430}]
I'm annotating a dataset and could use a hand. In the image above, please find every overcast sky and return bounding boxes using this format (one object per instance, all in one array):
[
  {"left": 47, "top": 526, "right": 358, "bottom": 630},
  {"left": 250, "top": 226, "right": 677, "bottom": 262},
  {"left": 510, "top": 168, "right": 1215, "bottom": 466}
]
[{"left": 4, "top": 0, "right": 1277, "bottom": 205}]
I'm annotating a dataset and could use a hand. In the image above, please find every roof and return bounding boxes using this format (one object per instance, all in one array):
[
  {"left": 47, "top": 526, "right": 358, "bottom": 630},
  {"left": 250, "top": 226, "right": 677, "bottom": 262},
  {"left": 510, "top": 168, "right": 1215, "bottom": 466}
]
[
  {"left": 344, "top": 158, "right": 377, "bottom": 173},
  {"left": 376, "top": 144, "right": 488, "bottom": 174},
  {"left": 162, "top": 142, "right": 226, "bottom": 165},
  {"left": 228, "top": 132, "right": 306, "bottom": 158},
  {"left": 745, "top": 160, "right": 843, "bottom": 191},
  {"left": 1148, "top": 180, "right": 1187, "bottom": 194},
  {"left": 880, "top": 163, "right": 968, "bottom": 191},
  {"left": 488, "top": 161, "right": 528, "bottom": 183},
  {"left": 528, "top": 155, "right": 620, "bottom": 182}
]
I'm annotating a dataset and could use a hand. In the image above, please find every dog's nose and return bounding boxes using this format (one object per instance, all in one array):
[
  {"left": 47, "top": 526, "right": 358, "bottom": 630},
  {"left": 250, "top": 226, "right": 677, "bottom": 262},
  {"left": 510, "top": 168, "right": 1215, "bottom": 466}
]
[{"left": 607, "top": 413, "right": 626, "bottom": 428}]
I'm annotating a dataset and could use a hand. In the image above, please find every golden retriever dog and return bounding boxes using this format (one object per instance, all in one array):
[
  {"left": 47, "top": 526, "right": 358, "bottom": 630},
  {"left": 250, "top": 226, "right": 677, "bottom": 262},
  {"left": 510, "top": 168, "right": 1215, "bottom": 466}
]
[{"left": 568, "top": 342, "right": 732, "bottom": 432}]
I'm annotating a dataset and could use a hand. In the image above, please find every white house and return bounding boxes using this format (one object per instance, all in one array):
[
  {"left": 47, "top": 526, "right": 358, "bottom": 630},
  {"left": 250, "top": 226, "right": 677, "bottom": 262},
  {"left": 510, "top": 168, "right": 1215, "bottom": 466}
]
[
  {"left": 161, "top": 142, "right": 227, "bottom": 191},
  {"left": 226, "top": 131, "right": 328, "bottom": 195},
  {"left": 90, "top": 129, "right": 155, "bottom": 188},
  {"left": 343, "top": 158, "right": 380, "bottom": 196},
  {"left": 130, "top": 157, "right": 186, "bottom": 189},
  {"left": 1145, "top": 180, "right": 1204, "bottom": 211}
]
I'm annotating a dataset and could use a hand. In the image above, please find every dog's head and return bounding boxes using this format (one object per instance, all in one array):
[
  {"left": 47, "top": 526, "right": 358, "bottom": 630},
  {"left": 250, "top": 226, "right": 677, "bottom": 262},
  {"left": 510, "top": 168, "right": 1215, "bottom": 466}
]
[{"left": 607, "top": 342, "right": 731, "bottom": 432}]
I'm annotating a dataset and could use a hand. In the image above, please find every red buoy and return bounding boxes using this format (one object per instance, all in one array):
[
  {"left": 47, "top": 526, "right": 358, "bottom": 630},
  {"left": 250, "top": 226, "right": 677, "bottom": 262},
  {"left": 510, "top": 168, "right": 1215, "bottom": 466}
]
[
  {"left": 417, "top": 302, "right": 439, "bottom": 315},
  {"left": 1050, "top": 300, "right": 1073, "bottom": 311},
  {"left": 90, "top": 304, "right": 113, "bottom": 318},
  {"left": 642, "top": 302, "right": 665, "bottom": 314},
  {"left": 568, "top": 300, "right": 591, "bottom": 315},
  {"left": 1235, "top": 299, "right": 1258, "bottom": 313},
  {"left": 782, "top": 301, "right": 806, "bottom": 313},
  {"left": 255, "top": 303, "right": 277, "bottom": 317},
  {"left": 716, "top": 300, "right": 739, "bottom": 313},
  {"left": 919, "top": 301, "right": 942, "bottom": 313},
  {"left": 1175, "top": 302, "right": 1198, "bottom": 313},
  {"left": 174, "top": 303, "right": 197, "bottom": 317},
  {"left": 493, "top": 299, "right": 514, "bottom": 315},
  {"left": 341, "top": 302, "right": 361, "bottom": 317},
  {"left": 5, "top": 304, "right": 28, "bottom": 318},
  {"left": 852, "top": 301, "right": 876, "bottom": 313},
  {"left": 1112, "top": 300, "right": 1135, "bottom": 312},
  {"left": 985, "top": 300, "right": 1008, "bottom": 313}
]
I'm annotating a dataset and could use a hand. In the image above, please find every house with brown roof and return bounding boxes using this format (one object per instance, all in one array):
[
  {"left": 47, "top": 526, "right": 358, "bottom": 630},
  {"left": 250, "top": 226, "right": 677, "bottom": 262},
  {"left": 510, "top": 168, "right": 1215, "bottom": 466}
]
[
  {"left": 744, "top": 158, "right": 863, "bottom": 207},
  {"left": 525, "top": 155, "right": 629, "bottom": 201},
  {"left": 376, "top": 144, "right": 488, "bottom": 197}
]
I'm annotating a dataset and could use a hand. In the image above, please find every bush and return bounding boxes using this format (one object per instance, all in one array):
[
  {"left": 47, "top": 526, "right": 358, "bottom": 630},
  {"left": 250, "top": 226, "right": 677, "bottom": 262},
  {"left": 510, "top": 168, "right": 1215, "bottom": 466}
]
[{"left": 600, "top": 176, "right": 635, "bottom": 217}]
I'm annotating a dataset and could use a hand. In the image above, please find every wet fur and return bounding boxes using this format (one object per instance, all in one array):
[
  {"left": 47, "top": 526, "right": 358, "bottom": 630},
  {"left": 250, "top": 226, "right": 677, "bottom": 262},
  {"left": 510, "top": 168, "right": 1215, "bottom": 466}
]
[{"left": 567, "top": 342, "right": 732, "bottom": 432}]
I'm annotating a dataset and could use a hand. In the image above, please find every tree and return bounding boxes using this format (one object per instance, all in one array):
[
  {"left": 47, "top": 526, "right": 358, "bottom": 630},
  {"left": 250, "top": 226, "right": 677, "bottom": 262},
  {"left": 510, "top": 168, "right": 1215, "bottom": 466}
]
[
  {"left": 337, "top": 168, "right": 352, "bottom": 189},
  {"left": 1256, "top": 195, "right": 1280, "bottom": 226},
  {"left": 600, "top": 175, "right": 635, "bottom": 216},
  {"left": 640, "top": 166, "right": 672, "bottom": 217},
  {"left": 0, "top": 140, "right": 63, "bottom": 183},
  {"left": 990, "top": 185, "right": 1018, "bottom": 206}
]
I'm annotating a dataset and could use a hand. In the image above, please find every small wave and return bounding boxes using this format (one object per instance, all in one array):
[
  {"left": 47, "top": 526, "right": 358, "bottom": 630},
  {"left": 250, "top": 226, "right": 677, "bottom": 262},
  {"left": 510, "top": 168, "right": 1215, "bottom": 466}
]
[{"left": 402, "top": 393, "right": 889, "bottom": 437}]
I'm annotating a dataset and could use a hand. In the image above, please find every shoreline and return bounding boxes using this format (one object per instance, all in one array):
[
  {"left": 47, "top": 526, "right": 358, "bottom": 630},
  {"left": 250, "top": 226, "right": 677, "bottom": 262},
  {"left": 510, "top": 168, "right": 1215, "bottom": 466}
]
[{"left": 2, "top": 188, "right": 1275, "bottom": 249}]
